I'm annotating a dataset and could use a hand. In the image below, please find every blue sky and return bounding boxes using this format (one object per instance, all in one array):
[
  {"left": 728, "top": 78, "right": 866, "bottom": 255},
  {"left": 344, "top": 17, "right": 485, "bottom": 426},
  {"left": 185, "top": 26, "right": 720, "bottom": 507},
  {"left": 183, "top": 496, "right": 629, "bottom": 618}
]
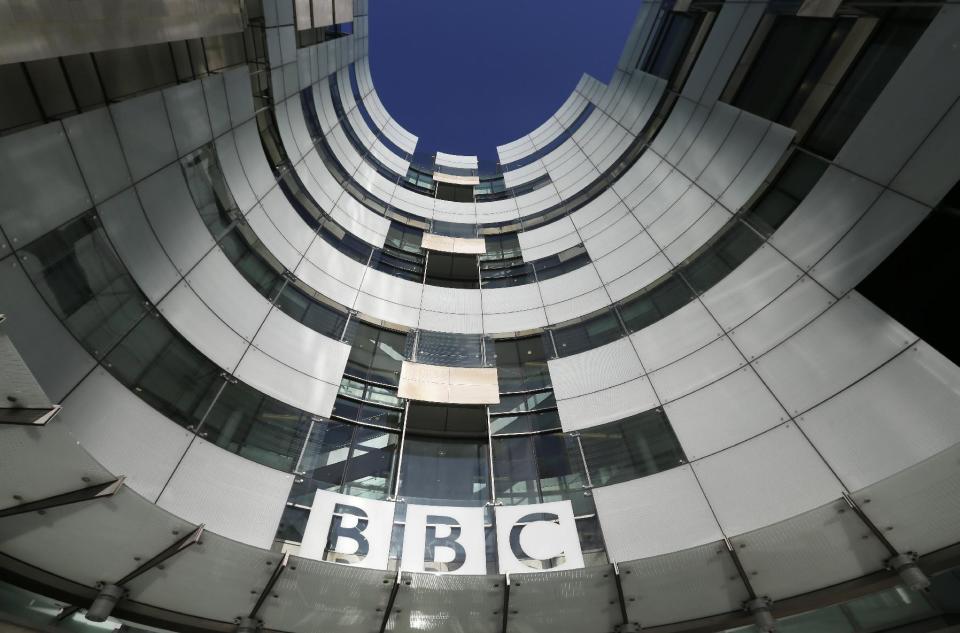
[{"left": 368, "top": 1, "right": 642, "bottom": 162}]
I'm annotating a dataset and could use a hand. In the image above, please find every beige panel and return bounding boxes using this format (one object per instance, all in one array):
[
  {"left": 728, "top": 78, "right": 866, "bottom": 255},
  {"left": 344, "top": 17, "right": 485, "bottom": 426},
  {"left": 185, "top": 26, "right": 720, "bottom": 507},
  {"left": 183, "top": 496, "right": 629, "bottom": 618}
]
[
  {"left": 432, "top": 172, "right": 481, "bottom": 186},
  {"left": 0, "top": 0, "right": 243, "bottom": 65},
  {"left": 398, "top": 361, "right": 499, "bottom": 404},
  {"left": 312, "top": 0, "right": 335, "bottom": 27},
  {"left": 421, "top": 233, "right": 486, "bottom": 254}
]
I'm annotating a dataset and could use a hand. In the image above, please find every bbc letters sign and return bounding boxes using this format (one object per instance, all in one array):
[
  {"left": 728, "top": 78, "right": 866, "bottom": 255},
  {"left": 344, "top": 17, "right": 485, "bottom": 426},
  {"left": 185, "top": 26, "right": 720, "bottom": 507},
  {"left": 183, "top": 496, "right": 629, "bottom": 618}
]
[{"left": 300, "top": 489, "right": 584, "bottom": 574}]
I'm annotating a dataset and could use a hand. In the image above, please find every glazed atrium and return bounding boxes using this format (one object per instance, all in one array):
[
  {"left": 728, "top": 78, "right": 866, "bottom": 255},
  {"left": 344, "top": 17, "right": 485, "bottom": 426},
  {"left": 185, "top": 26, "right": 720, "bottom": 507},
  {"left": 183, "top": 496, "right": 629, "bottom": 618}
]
[{"left": 1, "top": 1, "right": 959, "bottom": 632}]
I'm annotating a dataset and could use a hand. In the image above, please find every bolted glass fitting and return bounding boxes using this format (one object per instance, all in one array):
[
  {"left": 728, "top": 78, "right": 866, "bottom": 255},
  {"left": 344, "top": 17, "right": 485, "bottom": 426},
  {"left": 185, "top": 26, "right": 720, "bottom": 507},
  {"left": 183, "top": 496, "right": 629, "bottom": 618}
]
[
  {"left": 86, "top": 584, "right": 124, "bottom": 622},
  {"left": 887, "top": 553, "right": 930, "bottom": 592},
  {"left": 745, "top": 597, "right": 777, "bottom": 632}
]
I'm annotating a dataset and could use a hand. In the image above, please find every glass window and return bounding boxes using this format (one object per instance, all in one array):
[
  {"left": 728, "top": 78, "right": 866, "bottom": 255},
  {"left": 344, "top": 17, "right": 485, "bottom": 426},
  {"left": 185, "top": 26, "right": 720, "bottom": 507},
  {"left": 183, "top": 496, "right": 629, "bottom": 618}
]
[
  {"left": 492, "top": 433, "right": 589, "bottom": 512},
  {"left": 682, "top": 221, "right": 764, "bottom": 294},
  {"left": 415, "top": 330, "right": 490, "bottom": 367},
  {"left": 290, "top": 418, "right": 355, "bottom": 504},
  {"left": 495, "top": 336, "right": 551, "bottom": 392},
  {"left": 180, "top": 144, "right": 238, "bottom": 237},
  {"left": 423, "top": 251, "right": 479, "bottom": 289},
  {"left": 342, "top": 425, "right": 397, "bottom": 499},
  {"left": 21, "top": 212, "right": 147, "bottom": 356},
  {"left": 489, "top": 410, "right": 562, "bottom": 435},
  {"left": 579, "top": 409, "right": 686, "bottom": 487},
  {"left": 744, "top": 151, "right": 828, "bottom": 236},
  {"left": 218, "top": 228, "right": 285, "bottom": 300},
  {"left": 343, "top": 321, "right": 409, "bottom": 386},
  {"left": 104, "top": 313, "right": 222, "bottom": 430},
  {"left": 551, "top": 309, "right": 623, "bottom": 357},
  {"left": 617, "top": 275, "right": 692, "bottom": 333},
  {"left": 399, "top": 435, "right": 490, "bottom": 506},
  {"left": 642, "top": 12, "right": 701, "bottom": 82},
  {"left": 276, "top": 504, "right": 309, "bottom": 543}
]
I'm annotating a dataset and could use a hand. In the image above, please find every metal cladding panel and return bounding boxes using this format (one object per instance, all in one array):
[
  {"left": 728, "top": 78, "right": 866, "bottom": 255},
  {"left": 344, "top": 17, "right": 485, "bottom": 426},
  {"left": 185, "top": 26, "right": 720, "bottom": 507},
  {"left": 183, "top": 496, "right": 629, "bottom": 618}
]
[
  {"left": 593, "top": 130, "right": 635, "bottom": 174},
  {"left": 584, "top": 213, "right": 647, "bottom": 264},
  {"left": 157, "top": 439, "right": 292, "bottom": 548},
  {"left": 578, "top": 201, "right": 633, "bottom": 245},
  {"left": 186, "top": 247, "right": 274, "bottom": 340},
  {"left": 647, "top": 186, "right": 714, "bottom": 249},
  {"left": 0, "top": 421, "right": 114, "bottom": 511},
  {"left": 124, "top": 530, "right": 281, "bottom": 622},
  {"left": 233, "top": 346, "right": 339, "bottom": 417},
  {"left": 681, "top": 1, "right": 748, "bottom": 103},
  {"left": 893, "top": 97, "right": 960, "bottom": 207},
  {"left": 700, "top": 245, "right": 800, "bottom": 331},
  {"left": 522, "top": 236, "right": 581, "bottom": 263},
  {"left": 720, "top": 123, "right": 795, "bottom": 212},
  {"left": 701, "top": 2, "right": 768, "bottom": 105},
  {"left": 676, "top": 104, "right": 740, "bottom": 180},
  {"left": 275, "top": 100, "right": 302, "bottom": 162},
  {"left": 811, "top": 190, "right": 929, "bottom": 296},
  {"left": 245, "top": 205, "right": 302, "bottom": 272},
  {"left": 420, "top": 286, "right": 482, "bottom": 315},
  {"left": 728, "top": 277, "right": 835, "bottom": 361},
  {"left": 620, "top": 542, "right": 748, "bottom": 627},
  {"left": 537, "top": 265, "right": 603, "bottom": 305},
  {"left": 798, "top": 342, "right": 960, "bottom": 491},
  {"left": 595, "top": 466, "right": 723, "bottom": 560},
  {"left": 295, "top": 255, "right": 360, "bottom": 308},
  {"left": 732, "top": 499, "right": 889, "bottom": 601},
  {"left": 557, "top": 376, "right": 659, "bottom": 432},
  {"left": 851, "top": 442, "right": 960, "bottom": 556},
  {"left": 552, "top": 160, "right": 600, "bottom": 200},
  {"left": 0, "top": 485, "right": 195, "bottom": 590},
  {"left": 137, "top": 164, "right": 215, "bottom": 274},
  {"left": 605, "top": 253, "right": 673, "bottom": 303},
  {"left": 266, "top": 27, "right": 283, "bottom": 68},
  {"left": 390, "top": 573, "right": 501, "bottom": 633},
  {"left": 571, "top": 189, "right": 622, "bottom": 230},
  {"left": 506, "top": 567, "right": 621, "bottom": 633},
  {"left": 305, "top": 238, "right": 367, "bottom": 288},
  {"left": 391, "top": 182, "right": 435, "bottom": 218},
  {"left": 163, "top": 80, "right": 213, "bottom": 156},
  {"left": 63, "top": 107, "right": 132, "bottom": 204},
  {"left": 632, "top": 301, "right": 724, "bottom": 372},
  {"left": 482, "top": 307, "right": 548, "bottom": 334},
  {"left": 770, "top": 166, "right": 883, "bottom": 271},
  {"left": 650, "top": 98, "right": 695, "bottom": 157},
  {"left": 544, "top": 288, "right": 610, "bottom": 325},
  {"left": 215, "top": 132, "right": 258, "bottom": 213},
  {"left": 0, "top": 121, "right": 91, "bottom": 245},
  {"left": 752, "top": 292, "right": 915, "bottom": 417},
  {"left": 649, "top": 335, "right": 745, "bottom": 404},
  {"left": 110, "top": 92, "right": 178, "bottom": 183},
  {"left": 632, "top": 168, "right": 693, "bottom": 227},
  {"left": 360, "top": 268, "right": 422, "bottom": 308},
  {"left": 158, "top": 281, "right": 248, "bottom": 371},
  {"left": 662, "top": 203, "right": 731, "bottom": 265},
  {"left": 252, "top": 309, "right": 350, "bottom": 384},
  {"left": 836, "top": 5, "right": 960, "bottom": 189},
  {"left": 224, "top": 66, "right": 255, "bottom": 127},
  {"left": 333, "top": 196, "right": 390, "bottom": 248},
  {"left": 97, "top": 188, "right": 180, "bottom": 303},
  {"left": 697, "top": 110, "right": 770, "bottom": 200},
  {"left": 353, "top": 293, "right": 420, "bottom": 329},
  {"left": 235, "top": 120, "right": 278, "bottom": 198},
  {"left": 667, "top": 106, "right": 711, "bottom": 166},
  {"left": 418, "top": 310, "right": 484, "bottom": 334},
  {"left": 202, "top": 73, "right": 231, "bottom": 137},
  {"left": 620, "top": 159, "right": 672, "bottom": 211},
  {"left": 694, "top": 423, "right": 842, "bottom": 536},
  {"left": 435, "top": 152, "right": 478, "bottom": 169},
  {"left": 261, "top": 186, "right": 314, "bottom": 253},
  {"left": 287, "top": 93, "right": 316, "bottom": 158},
  {"left": 398, "top": 362, "right": 499, "bottom": 405},
  {"left": 57, "top": 367, "right": 193, "bottom": 501},
  {"left": 665, "top": 366, "right": 785, "bottom": 461},
  {"left": 259, "top": 558, "right": 392, "bottom": 633},
  {"left": 299, "top": 150, "right": 343, "bottom": 210},
  {"left": 548, "top": 338, "right": 644, "bottom": 400},
  {"left": 612, "top": 151, "right": 662, "bottom": 201}
]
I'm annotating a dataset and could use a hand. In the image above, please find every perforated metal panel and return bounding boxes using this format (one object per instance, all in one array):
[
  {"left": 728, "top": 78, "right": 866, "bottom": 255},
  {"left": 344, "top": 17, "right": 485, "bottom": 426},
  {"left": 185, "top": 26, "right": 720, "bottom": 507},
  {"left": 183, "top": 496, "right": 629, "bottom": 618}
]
[
  {"left": 388, "top": 573, "right": 500, "bottom": 633},
  {"left": 507, "top": 567, "right": 622, "bottom": 633}
]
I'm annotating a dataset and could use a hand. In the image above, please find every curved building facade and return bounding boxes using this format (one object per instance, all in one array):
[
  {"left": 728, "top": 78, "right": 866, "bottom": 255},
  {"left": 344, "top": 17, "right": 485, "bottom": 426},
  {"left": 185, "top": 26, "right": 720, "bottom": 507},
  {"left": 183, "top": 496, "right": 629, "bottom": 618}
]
[{"left": 1, "top": 1, "right": 960, "bottom": 631}]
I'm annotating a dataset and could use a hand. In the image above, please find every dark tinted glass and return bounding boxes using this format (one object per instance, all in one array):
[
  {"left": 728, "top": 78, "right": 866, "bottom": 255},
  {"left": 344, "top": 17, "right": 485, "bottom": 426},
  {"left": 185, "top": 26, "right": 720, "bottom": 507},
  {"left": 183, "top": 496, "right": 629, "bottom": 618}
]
[
  {"left": 579, "top": 409, "right": 686, "bottom": 486},
  {"left": 551, "top": 310, "right": 622, "bottom": 357}
]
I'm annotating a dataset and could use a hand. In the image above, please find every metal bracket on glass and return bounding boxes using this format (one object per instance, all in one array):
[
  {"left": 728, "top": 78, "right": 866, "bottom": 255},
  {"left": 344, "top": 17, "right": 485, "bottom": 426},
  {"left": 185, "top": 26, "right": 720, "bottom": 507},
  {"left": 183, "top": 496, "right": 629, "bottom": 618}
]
[
  {"left": 378, "top": 571, "right": 404, "bottom": 633},
  {"left": 498, "top": 573, "right": 511, "bottom": 633},
  {"left": 234, "top": 551, "right": 289, "bottom": 632},
  {"left": 0, "top": 477, "right": 125, "bottom": 519},
  {"left": 841, "top": 491, "right": 931, "bottom": 591},
  {"left": 611, "top": 562, "right": 640, "bottom": 633},
  {"left": 723, "top": 537, "right": 777, "bottom": 630},
  {"left": 57, "top": 524, "right": 205, "bottom": 623}
]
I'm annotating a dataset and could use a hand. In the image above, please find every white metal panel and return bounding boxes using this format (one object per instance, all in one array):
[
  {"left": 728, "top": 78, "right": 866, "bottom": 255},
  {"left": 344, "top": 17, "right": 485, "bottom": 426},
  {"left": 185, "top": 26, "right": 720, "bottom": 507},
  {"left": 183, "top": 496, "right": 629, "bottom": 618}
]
[
  {"left": 224, "top": 66, "right": 255, "bottom": 127},
  {"left": 632, "top": 301, "right": 724, "bottom": 372},
  {"left": 577, "top": 202, "right": 632, "bottom": 245},
  {"left": 253, "top": 309, "right": 350, "bottom": 383},
  {"left": 215, "top": 132, "right": 258, "bottom": 213},
  {"left": 261, "top": 185, "right": 314, "bottom": 253},
  {"left": 518, "top": 216, "right": 576, "bottom": 252},
  {"left": 770, "top": 166, "right": 882, "bottom": 271},
  {"left": 693, "top": 423, "right": 842, "bottom": 536},
  {"left": 62, "top": 107, "right": 131, "bottom": 204},
  {"left": 700, "top": 244, "right": 800, "bottom": 330},
  {"left": 701, "top": 2, "right": 767, "bottom": 105},
  {"left": 620, "top": 542, "right": 748, "bottom": 627},
  {"left": 359, "top": 267, "right": 422, "bottom": 307},
  {"left": 185, "top": 247, "right": 273, "bottom": 340},
  {"left": 665, "top": 105, "right": 710, "bottom": 166},
  {"left": 548, "top": 337, "right": 644, "bottom": 400},
  {"left": 557, "top": 376, "right": 658, "bottom": 432},
  {"left": 851, "top": 442, "right": 960, "bottom": 556},
  {"left": 294, "top": 256, "right": 359, "bottom": 308},
  {"left": 0, "top": 121, "right": 91, "bottom": 245},
  {"left": 110, "top": 92, "right": 177, "bottom": 182},
  {"left": 728, "top": 277, "right": 835, "bottom": 361},
  {"left": 97, "top": 189, "right": 180, "bottom": 303},
  {"left": 585, "top": 213, "right": 646, "bottom": 262},
  {"left": 620, "top": 159, "right": 672, "bottom": 211},
  {"left": 571, "top": 189, "right": 622, "bottom": 231},
  {"left": 305, "top": 238, "right": 368, "bottom": 289},
  {"left": 157, "top": 439, "right": 293, "bottom": 548},
  {"left": 677, "top": 104, "right": 739, "bottom": 180},
  {"left": 163, "top": 80, "right": 213, "bottom": 156},
  {"left": 57, "top": 368, "right": 193, "bottom": 502},
  {"left": 649, "top": 335, "right": 745, "bottom": 404},
  {"left": 244, "top": 204, "right": 302, "bottom": 272},
  {"left": 299, "top": 150, "right": 342, "bottom": 210},
  {"left": 202, "top": 73, "right": 231, "bottom": 137},
  {"left": 482, "top": 307, "right": 548, "bottom": 334},
  {"left": 632, "top": 169, "right": 692, "bottom": 227},
  {"left": 234, "top": 346, "right": 339, "bottom": 417},
  {"left": 544, "top": 288, "right": 610, "bottom": 325},
  {"left": 594, "top": 466, "right": 724, "bottom": 560},
  {"left": 810, "top": 190, "right": 929, "bottom": 295},
  {"left": 892, "top": 96, "right": 960, "bottom": 207},
  {"left": 537, "top": 265, "right": 603, "bottom": 305},
  {"left": 605, "top": 252, "right": 673, "bottom": 302},
  {"left": 719, "top": 123, "right": 794, "bottom": 212},
  {"left": 158, "top": 281, "right": 248, "bottom": 371},
  {"left": 651, "top": 98, "right": 695, "bottom": 157},
  {"left": 697, "top": 110, "right": 769, "bottom": 200},
  {"left": 662, "top": 203, "right": 731, "bottom": 265},
  {"left": 235, "top": 120, "right": 278, "bottom": 198},
  {"left": 515, "top": 185, "right": 562, "bottom": 218},
  {"left": 136, "top": 164, "right": 215, "bottom": 274},
  {"left": 552, "top": 160, "right": 600, "bottom": 199},
  {"left": 353, "top": 292, "right": 420, "bottom": 328},
  {"left": 332, "top": 197, "right": 390, "bottom": 248},
  {"left": 612, "top": 151, "right": 662, "bottom": 201},
  {"left": 666, "top": 366, "right": 785, "bottom": 461},
  {"left": 420, "top": 285, "right": 482, "bottom": 315},
  {"left": 733, "top": 500, "right": 889, "bottom": 601},
  {"left": 646, "top": 185, "right": 714, "bottom": 248},
  {"left": 752, "top": 292, "right": 915, "bottom": 416},
  {"left": 417, "top": 309, "right": 484, "bottom": 334},
  {"left": 0, "top": 259, "right": 96, "bottom": 402},
  {"left": 798, "top": 341, "right": 960, "bottom": 491}
]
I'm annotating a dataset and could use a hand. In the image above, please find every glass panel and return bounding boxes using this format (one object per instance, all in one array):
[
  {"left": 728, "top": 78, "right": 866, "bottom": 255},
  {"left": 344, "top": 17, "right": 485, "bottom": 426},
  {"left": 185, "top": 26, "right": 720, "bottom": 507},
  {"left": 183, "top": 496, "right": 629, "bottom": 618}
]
[
  {"left": 276, "top": 504, "right": 309, "bottom": 543},
  {"left": 579, "top": 409, "right": 686, "bottom": 486},
  {"left": 489, "top": 410, "right": 562, "bottom": 435},
  {"left": 551, "top": 309, "right": 622, "bottom": 358},
  {"left": 21, "top": 212, "right": 148, "bottom": 357},
  {"left": 344, "top": 321, "right": 408, "bottom": 386},
  {"left": 683, "top": 222, "right": 764, "bottom": 294},
  {"left": 617, "top": 275, "right": 692, "bottom": 333},
  {"left": 495, "top": 336, "right": 551, "bottom": 392},
  {"left": 492, "top": 436, "right": 539, "bottom": 506},
  {"left": 844, "top": 586, "right": 935, "bottom": 630},
  {"left": 181, "top": 143, "right": 237, "bottom": 237},
  {"left": 290, "top": 418, "right": 355, "bottom": 504},
  {"left": 342, "top": 425, "right": 397, "bottom": 499},
  {"left": 399, "top": 435, "right": 490, "bottom": 506}
]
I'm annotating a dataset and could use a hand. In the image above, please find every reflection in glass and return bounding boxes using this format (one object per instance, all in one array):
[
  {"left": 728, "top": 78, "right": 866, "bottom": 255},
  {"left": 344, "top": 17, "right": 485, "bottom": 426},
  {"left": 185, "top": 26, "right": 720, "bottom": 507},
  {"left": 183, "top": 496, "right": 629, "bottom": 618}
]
[{"left": 579, "top": 408, "right": 686, "bottom": 486}]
